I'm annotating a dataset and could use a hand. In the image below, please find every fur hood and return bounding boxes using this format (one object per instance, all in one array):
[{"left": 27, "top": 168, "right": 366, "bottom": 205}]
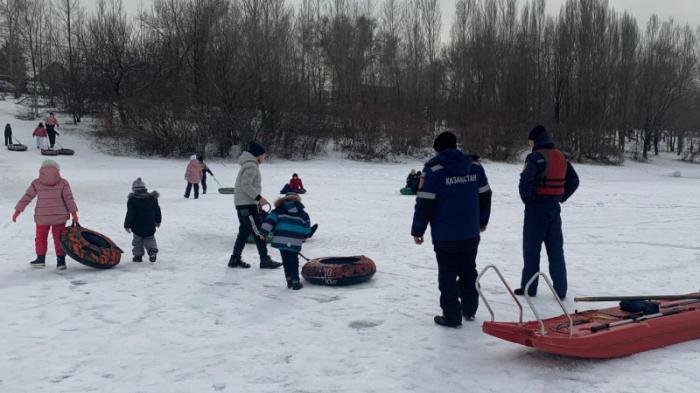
[
  {"left": 128, "top": 190, "right": 160, "bottom": 200},
  {"left": 274, "top": 193, "right": 302, "bottom": 208}
]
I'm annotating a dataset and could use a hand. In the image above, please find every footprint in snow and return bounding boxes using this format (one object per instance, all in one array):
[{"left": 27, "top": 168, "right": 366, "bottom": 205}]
[
  {"left": 212, "top": 382, "right": 226, "bottom": 391},
  {"left": 70, "top": 280, "right": 87, "bottom": 286},
  {"left": 349, "top": 320, "right": 383, "bottom": 330}
]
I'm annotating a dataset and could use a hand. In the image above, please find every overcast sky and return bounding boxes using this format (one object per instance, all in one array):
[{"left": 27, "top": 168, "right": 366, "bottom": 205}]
[{"left": 114, "top": 0, "right": 700, "bottom": 41}]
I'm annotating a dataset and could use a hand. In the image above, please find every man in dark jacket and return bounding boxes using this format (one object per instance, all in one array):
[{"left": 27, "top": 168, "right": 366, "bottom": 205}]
[
  {"left": 412, "top": 131, "right": 492, "bottom": 328},
  {"left": 124, "top": 178, "right": 162, "bottom": 263},
  {"left": 515, "top": 126, "right": 579, "bottom": 299}
]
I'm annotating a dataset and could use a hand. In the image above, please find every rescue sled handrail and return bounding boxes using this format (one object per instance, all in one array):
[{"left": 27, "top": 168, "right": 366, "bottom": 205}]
[
  {"left": 475, "top": 265, "right": 523, "bottom": 323},
  {"left": 524, "top": 273, "right": 573, "bottom": 337}
]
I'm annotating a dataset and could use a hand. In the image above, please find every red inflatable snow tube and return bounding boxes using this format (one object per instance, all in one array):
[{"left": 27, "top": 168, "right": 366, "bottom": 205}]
[
  {"left": 301, "top": 256, "right": 376, "bottom": 286},
  {"left": 60, "top": 223, "right": 123, "bottom": 269}
]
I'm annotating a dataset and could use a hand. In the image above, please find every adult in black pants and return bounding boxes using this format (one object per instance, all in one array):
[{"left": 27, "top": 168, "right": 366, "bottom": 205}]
[
  {"left": 228, "top": 142, "right": 281, "bottom": 269},
  {"left": 46, "top": 112, "right": 60, "bottom": 148},
  {"left": 197, "top": 155, "right": 214, "bottom": 194},
  {"left": 4, "top": 124, "right": 11, "bottom": 146},
  {"left": 412, "top": 131, "right": 492, "bottom": 328}
]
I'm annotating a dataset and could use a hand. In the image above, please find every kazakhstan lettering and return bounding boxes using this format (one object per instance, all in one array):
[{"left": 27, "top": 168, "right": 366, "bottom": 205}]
[{"left": 445, "top": 174, "right": 477, "bottom": 185}]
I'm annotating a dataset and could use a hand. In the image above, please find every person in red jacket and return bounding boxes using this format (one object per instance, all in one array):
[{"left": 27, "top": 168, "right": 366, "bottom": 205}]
[
  {"left": 13, "top": 160, "right": 79, "bottom": 270},
  {"left": 32, "top": 122, "right": 48, "bottom": 150},
  {"left": 288, "top": 173, "right": 306, "bottom": 193}
]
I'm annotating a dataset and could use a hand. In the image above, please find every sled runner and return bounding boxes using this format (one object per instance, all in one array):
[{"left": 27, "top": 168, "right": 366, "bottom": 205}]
[
  {"left": 476, "top": 265, "right": 700, "bottom": 359},
  {"left": 60, "top": 222, "right": 123, "bottom": 269},
  {"left": 301, "top": 256, "right": 376, "bottom": 286}
]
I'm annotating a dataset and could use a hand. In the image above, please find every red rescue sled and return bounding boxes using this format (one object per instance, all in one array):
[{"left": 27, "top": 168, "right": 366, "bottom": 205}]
[{"left": 477, "top": 266, "right": 700, "bottom": 359}]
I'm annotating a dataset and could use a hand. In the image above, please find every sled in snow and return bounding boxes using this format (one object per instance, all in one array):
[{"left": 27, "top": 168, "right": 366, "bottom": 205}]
[
  {"left": 58, "top": 148, "right": 74, "bottom": 155},
  {"left": 400, "top": 187, "right": 417, "bottom": 195},
  {"left": 60, "top": 222, "right": 123, "bottom": 269},
  {"left": 41, "top": 148, "right": 59, "bottom": 156},
  {"left": 211, "top": 175, "right": 234, "bottom": 194},
  {"left": 7, "top": 143, "right": 27, "bottom": 151},
  {"left": 476, "top": 265, "right": 700, "bottom": 359},
  {"left": 301, "top": 256, "right": 376, "bottom": 286}
]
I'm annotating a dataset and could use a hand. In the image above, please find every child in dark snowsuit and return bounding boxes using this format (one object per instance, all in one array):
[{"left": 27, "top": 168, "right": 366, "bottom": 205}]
[
  {"left": 124, "top": 178, "right": 162, "bottom": 263},
  {"left": 197, "top": 155, "right": 214, "bottom": 194},
  {"left": 260, "top": 193, "right": 312, "bottom": 290},
  {"left": 4, "top": 123, "right": 11, "bottom": 146}
]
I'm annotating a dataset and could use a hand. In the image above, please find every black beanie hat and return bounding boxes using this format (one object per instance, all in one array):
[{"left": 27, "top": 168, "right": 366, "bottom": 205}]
[
  {"left": 528, "top": 125, "right": 548, "bottom": 141},
  {"left": 433, "top": 131, "right": 457, "bottom": 152},
  {"left": 248, "top": 142, "right": 266, "bottom": 157}
]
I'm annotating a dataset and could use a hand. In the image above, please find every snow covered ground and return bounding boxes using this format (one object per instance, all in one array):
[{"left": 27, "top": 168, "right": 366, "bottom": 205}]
[{"left": 1, "top": 98, "right": 700, "bottom": 393}]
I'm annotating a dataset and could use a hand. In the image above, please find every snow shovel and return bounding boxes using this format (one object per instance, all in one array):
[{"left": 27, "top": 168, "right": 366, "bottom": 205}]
[{"left": 212, "top": 175, "right": 234, "bottom": 194}]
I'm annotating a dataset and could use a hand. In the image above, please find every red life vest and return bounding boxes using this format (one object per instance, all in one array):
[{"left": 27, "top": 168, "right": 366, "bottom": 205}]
[{"left": 535, "top": 149, "right": 567, "bottom": 196}]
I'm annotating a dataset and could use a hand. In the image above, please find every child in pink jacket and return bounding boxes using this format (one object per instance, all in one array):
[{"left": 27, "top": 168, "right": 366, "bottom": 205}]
[
  {"left": 184, "top": 155, "right": 203, "bottom": 199},
  {"left": 13, "top": 160, "right": 79, "bottom": 270}
]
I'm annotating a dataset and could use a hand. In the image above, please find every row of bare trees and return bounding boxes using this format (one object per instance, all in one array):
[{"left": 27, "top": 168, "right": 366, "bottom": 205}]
[{"left": 2, "top": 0, "right": 699, "bottom": 161}]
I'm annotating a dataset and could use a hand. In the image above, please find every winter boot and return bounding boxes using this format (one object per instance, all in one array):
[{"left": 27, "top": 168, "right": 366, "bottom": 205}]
[
  {"left": 30, "top": 255, "right": 46, "bottom": 268},
  {"left": 228, "top": 254, "right": 251, "bottom": 268},
  {"left": 513, "top": 288, "right": 536, "bottom": 297},
  {"left": 259, "top": 256, "right": 282, "bottom": 269},
  {"left": 434, "top": 315, "right": 462, "bottom": 328},
  {"left": 148, "top": 249, "right": 158, "bottom": 263},
  {"left": 133, "top": 256, "right": 143, "bottom": 263},
  {"left": 289, "top": 280, "right": 303, "bottom": 290},
  {"left": 57, "top": 256, "right": 67, "bottom": 270}
]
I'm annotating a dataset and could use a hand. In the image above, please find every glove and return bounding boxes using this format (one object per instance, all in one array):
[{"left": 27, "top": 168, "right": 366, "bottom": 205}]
[
  {"left": 71, "top": 212, "right": 79, "bottom": 222},
  {"left": 125, "top": 228, "right": 131, "bottom": 233},
  {"left": 12, "top": 210, "right": 20, "bottom": 222}
]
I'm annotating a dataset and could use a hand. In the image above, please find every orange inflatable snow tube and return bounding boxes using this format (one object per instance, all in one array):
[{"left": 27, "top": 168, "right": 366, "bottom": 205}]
[{"left": 60, "top": 222, "right": 123, "bottom": 269}]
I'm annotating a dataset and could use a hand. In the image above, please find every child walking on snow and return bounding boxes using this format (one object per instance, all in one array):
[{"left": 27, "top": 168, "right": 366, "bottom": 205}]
[
  {"left": 184, "top": 155, "right": 202, "bottom": 199},
  {"left": 260, "top": 192, "right": 312, "bottom": 290},
  {"left": 12, "top": 160, "right": 79, "bottom": 270},
  {"left": 33, "top": 122, "right": 48, "bottom": 150},
  {"left": 124, "top": 178, "right": 161, "bottom": 263}
]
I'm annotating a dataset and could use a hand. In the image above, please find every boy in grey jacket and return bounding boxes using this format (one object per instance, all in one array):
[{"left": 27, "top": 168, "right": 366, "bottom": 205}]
[{"left": 228, "top": 142, "right": 282, "bottom": 269}]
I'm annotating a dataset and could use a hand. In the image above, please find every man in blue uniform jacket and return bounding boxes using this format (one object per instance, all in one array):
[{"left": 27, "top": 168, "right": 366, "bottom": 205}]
[
  {"left": 515, "top": 126, "right": 579, "bottom": 299},
  {"left": 412, "top": 131, "right": 492, "bottom": 328}
]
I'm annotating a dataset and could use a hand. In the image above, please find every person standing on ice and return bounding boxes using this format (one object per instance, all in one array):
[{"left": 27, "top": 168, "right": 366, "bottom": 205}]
[
  {"left": 184, "top": 155, "right": 203, "bottom": 199},
  {"left": 32, "top": 122, "right": 48, "bottom": 149},
  {"left": 12, "top": 160, "right": 79, "bottom": 270},
  {"left": 45, "top": 112, "right": 60, "bottom": 149},
  {"left": 411, "top": 131, "right": 492, "bottom": 328},
  {"left": 228, "top": 142, "right": 281, "bottom": 269},
  {"left": 514, "top": 126, "right": 579, "bottom": 299},
  {"left": 197, "top": 154, "right": 214, "bottom": 194},
  {"left": 4, "top": 123, "right": 11, "bottom": 146},
  {"left": 124, "top": 178, "right": 162, "bottom": 263}
]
